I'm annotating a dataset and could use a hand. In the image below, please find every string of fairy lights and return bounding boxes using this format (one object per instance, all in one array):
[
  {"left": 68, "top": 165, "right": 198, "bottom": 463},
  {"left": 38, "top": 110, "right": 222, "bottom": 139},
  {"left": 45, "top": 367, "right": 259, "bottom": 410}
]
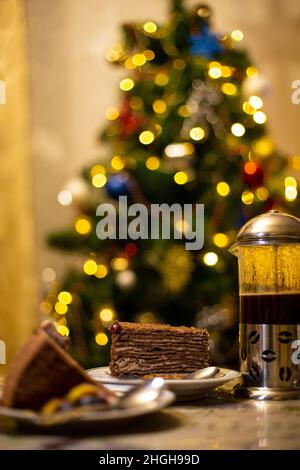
[{"left": 46, "top": 18, "right": 300, "bottom": 349}]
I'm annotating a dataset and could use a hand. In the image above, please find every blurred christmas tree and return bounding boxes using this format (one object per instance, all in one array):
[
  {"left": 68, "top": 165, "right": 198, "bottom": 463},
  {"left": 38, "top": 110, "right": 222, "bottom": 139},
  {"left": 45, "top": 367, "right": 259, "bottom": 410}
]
[{"left": 44, "top": 1, "right": 300, "bottom": 368}]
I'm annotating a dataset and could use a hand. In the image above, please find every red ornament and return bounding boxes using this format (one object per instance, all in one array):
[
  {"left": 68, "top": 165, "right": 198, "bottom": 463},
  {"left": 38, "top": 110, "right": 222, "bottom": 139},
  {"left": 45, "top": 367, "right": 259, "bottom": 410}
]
[
  {"left": 119, "top": 100, "right": 143, "bottom": 138},
  {"left": 243, "top": 162, "right": 264, "bottom": 188},
  {"left": 125, "top": 243, "right": 138, "bottom": 257},
  {"left": 110, "top": 322, "right": 121, "bottom": 334}
]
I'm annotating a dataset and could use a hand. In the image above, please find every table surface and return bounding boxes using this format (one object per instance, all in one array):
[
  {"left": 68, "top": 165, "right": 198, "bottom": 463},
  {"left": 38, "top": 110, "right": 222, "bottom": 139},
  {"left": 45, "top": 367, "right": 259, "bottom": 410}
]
[{"left": 1, "top": 386, "right": 300, "bottom": 450}]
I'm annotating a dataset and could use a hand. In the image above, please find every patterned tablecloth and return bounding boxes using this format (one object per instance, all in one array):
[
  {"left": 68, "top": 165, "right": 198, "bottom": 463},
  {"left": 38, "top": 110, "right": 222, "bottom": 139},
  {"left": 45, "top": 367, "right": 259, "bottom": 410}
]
[{"left": 0, "top": 388, "right": 300, "bottom": 450}]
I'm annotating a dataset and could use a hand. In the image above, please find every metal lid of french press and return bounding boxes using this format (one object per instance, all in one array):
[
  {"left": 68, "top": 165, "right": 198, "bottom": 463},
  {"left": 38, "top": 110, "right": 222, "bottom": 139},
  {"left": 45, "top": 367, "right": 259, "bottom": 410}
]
[{"left": 231, "top": 210, "right": 300, "bottom": 247}]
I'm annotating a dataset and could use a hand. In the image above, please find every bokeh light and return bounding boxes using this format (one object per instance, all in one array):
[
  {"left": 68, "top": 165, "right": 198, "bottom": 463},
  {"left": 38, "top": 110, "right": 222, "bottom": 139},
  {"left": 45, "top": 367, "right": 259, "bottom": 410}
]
[
  {"left": 120, "top": 78, "right": 134, "bottom": 91},
  {"left": 253, "top": 111, "right": 267, "bottom": 124},
  {"left": 231, "top": 29, "right": 244, "bottom": 41},
  {"left": 241, "top": 190, "right": 255, "bottom": 205},
  {"left": 99, "top": 307, "right": 114, "bottom": 322},
  {"left": 216, "top": 181, "right": 230, "bottom": 197},
  {"left": 190, "top": 127, "right": 205, "bottom": 141},
  {"left": 83, "top": 259, "right": 98, "bottom": 275},
  {"left": 75, "top": 218, "right": 91, "bottom": 235},
  {"left": 146, "top": 156, "right": 160, "bottom": 170},
  {"left": 143, "top": 21, "right": 157, "bottom": 33},
  {"left": 57, "top": 190, "right": 72, "bottom": 206},
  {"left": 174, "top": 171, "right": 188, "bottom": 185},
  {"left": 213, "top": 233, "right": 229, "bottom": 248},
  {"left": 95, "top": 332, "right": 109, "bottom": 346},
  {"left": 231, "top": 123, "right": 245, "bottom": 137},
  {"left": 139, "top": 130, "right": 155, "bottom": 145},
  {"left": 58, "top": 291, "right": 72, "bottom": 305},
  {"left": 203, "top": 252, "right": 219, "bottom": 266},
  {"left": 105, "top": 107, "right": 119, "bottom": 120}
]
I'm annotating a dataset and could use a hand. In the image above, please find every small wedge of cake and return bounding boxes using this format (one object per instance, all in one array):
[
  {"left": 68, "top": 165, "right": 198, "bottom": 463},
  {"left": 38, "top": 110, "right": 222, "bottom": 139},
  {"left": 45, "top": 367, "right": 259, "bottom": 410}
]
[
  {"left": 1, "top": 326, "right": 116, "bottom": 410},
  {"left": 110, "top": 321, "right": 209, "bottom": 377}
]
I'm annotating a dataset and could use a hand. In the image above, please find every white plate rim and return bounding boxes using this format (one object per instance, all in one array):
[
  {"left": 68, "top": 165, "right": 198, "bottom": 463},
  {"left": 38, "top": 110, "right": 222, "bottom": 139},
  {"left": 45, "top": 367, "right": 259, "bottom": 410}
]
[
  {"left": 0, "top": 389, "right": 175, "bottom": 426},
  {"left": 86, "top": 366, "right": 241, "bottom": 387}
]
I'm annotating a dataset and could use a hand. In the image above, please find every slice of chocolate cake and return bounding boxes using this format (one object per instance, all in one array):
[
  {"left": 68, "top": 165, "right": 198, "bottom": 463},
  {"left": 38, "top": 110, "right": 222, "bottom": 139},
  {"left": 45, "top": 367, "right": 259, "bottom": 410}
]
[
  {"left": 110, "top": 321, "right": 209, "bottom": 377},
  {"left": 1, "top": 327, "right": 115, "bottom": 410}
]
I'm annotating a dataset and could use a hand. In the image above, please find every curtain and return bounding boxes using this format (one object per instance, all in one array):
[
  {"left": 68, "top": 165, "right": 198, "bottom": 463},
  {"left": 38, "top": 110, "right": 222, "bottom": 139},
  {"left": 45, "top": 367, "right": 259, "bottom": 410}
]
[{"left": 0, "top": 0, "right": 35, "bottom": 374}]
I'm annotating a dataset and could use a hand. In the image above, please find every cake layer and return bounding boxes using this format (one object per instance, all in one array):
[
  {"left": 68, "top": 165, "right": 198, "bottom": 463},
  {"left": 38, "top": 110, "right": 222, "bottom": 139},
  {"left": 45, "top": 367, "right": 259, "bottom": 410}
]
[{"left": 110, "top": 321, "right": 209, "bottom": 377}]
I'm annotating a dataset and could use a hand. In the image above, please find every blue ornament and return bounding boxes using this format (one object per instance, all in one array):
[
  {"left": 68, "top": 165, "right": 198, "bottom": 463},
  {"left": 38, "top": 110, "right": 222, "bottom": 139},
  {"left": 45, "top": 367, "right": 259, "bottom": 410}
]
[
  {"left": 236, "top": 204, "right": 248, "bottom": 230},
  {"left": 106, "top": 174, "right": 130, "bottom": 199},
  {"left": 189, "top": 26, "right": 223, "bottom": 59}
]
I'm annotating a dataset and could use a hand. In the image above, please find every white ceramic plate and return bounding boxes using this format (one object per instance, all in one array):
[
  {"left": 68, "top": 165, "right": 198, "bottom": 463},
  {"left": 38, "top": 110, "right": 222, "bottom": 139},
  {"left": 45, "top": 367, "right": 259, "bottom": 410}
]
[
  {"left": 0, "top": 389, "right": 175, "bottom": 429},
  {"left": 86, "top": 367, "right": 241, "bottom": 401}
]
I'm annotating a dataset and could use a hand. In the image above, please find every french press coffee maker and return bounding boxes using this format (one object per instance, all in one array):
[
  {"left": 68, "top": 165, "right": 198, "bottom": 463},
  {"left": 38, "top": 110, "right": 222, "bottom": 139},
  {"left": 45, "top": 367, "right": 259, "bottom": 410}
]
[{"left": 230, "top": 210, "right": 300, "bottom": 399}]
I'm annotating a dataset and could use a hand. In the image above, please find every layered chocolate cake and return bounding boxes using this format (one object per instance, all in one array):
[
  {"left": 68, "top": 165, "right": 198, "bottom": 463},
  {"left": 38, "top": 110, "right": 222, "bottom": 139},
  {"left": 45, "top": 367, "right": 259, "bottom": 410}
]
[
  {"left": 110, "top": 321, "right": 209, "bottom": 377},
  {"left": 1, "top": 323, "right": 115, "bottom": 410}
]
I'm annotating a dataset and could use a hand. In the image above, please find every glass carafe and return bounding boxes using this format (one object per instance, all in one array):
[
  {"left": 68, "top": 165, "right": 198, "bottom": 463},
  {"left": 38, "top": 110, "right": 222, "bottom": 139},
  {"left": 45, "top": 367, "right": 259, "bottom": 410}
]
[{"left": 230, "top": 210, "right": 300, "bottom": 399}]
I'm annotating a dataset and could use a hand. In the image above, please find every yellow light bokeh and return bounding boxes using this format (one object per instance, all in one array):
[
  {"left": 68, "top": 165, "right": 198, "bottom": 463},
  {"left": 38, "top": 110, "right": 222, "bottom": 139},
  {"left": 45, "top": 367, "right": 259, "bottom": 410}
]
[
  {"left": 221, "top": 66, "right": 232, "bottom": 77},
  {"left": 252, "top": 137, "right": 274, "bottom": 157},
  {"left": 174, "top": 171, "right": 188, "bottom": 185},
  {"left": 285, "top": 176, "right": 297, "bottom": 188},
  {"left": 222, "top": 83, "right": 237, "bottom": 95},
  {"left": 183, "top": 142, "right": 195, "bottom": 155},
  {"left": 124, "top": 58, "right": 136, "bottom": 70},
  {"left": 256, "top": 187, "right": 269, "bottom": 201},
  {"left": 58, "top": 291, "right": 73, "bottom": 305},
  {"left": 152, "top": 99, "right": 167, "bottom": 114},
  {"left": 241, "top": 190, "right": 255, "bottom": 205},
  {"left": 75, "top": 218, "right": 91, "bottom": 235},
  {"left": 143, "top": 21, "right": 157, "bottom": 33},
  {"left": 231, "top": 29, "right": 244, "bottom": 41},
  {"left": 92, "top": 173, "right": 107, "bottom": 188},
  {"left": 249, "top": 95, "right": 263, "bottom": 109},
  {"left": 111, "top": 257, "right": 129, "bottom": 271},
  {"left": 132, "top": 53, "right": 146, "bottom": 66},
  {"left": 146, "top": 156, "right": 160, "bottom": 170},
  {"left": 105, "top": 106, "right": 119, "bottom": 120},
  {"left": 253, "top": 111, "right": 267, "bottom": 124},
  {"left": 190, "top": 126, "right": 205, "bottom": 141},
  {"left": 143, "top": 49, "right": 155, "bottom": 61},
  {"left": 217, "top": 181, "right": 230, "bottom": 197},
  {"left": 203, "top": 252, "right": 219, "bottom": 266},
  {"left": 90, "top": 164, "right": 106, "bottom": 177},
  {"left": 83, "top": 259, "right": 98, "bottom": 275},
  {"left": 95, "top": 264, "right": 108, "bottom": 279},
  {"left": 120, "top": 78, "right": 134, "bottom": 91},
  {"left": 111, "top": 155, "right": 125, "bottom": 171},
  {"left": 155, "top": 73, "right": 169, "bottom": 86},
  {"left": 231, "top": 122, "right": 246, "bottom": 137},
  {"left": 56, "top": 325, "right": 69, "bottom": 336},
  {"left": 139, "top": 130, "right": 155, "bottom": 145},
  {"left": 55, "top": 302, "right": 68, "bottom": 315},
  {"left": 208, "top": 66, "right": 222, "bottom": 79},
  {"left": 95, "top": 332, "right": 108, "bottom": 346},
  {"left": 213, "top": 233, "right": 229, "bottom": 248},
  {"left": 99, "top": 307, "right": 114, "bottom": 322},
  {"left": 243, "top": 101, "right": 255, "bottom": 115},
  {"left": 177, "top": 105, "right": 191, "bottom": 117},
  {"left": 246, "top": 66, "right": 259, "bottom": 78},
  {"left": 285, "top": 186, "right": 297, "bottom": 201}
]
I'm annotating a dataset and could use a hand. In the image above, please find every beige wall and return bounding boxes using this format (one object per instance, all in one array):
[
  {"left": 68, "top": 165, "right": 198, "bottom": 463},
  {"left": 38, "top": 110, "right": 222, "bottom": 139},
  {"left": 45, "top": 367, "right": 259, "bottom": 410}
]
[
  {"left": 0, "top": 0, "right": 36, "bottom": 369},
  {"left": 25, "top": 0, "right": 300, "bottom": 289}
]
